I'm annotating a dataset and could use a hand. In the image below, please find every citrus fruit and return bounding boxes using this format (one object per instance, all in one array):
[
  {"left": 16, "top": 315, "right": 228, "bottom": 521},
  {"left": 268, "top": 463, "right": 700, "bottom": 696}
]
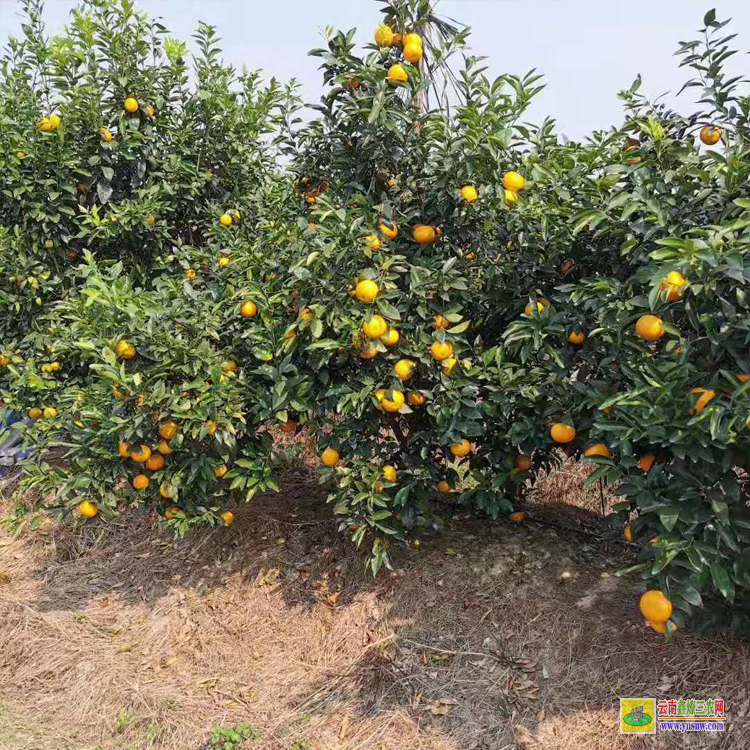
[
  {"left": 146, "top": 454, "right": 165, "bottom": 471},
  {"left": 132, "top": 474, "right": 149, "bottom": 491},
  {"left": 450, "top": 439, "right": 471, "bottom": 457},
  {"left": 382, "top": 465, "right": 397, "bottom": 482},
  {"left": 387, "top": 64, "right": 408, "bottom": 83},
  {"left": 365, "top": 234, "right": 381, "bottom": 251},
  {"left": 160, "top": 484, "right": 174, "bottom": 498},
  {"left": 322, "top": 448, "right": 340, "bottom": 467},
  {"left": 158, "top": 440, "right": 174, "bottom": 455},
  {"left": 355, "top": 279, "right": 379, "bottom": 303},
  {"left": 515, "top": 455, "right": 532, "bottom": 471},
  {"left": 700, "top": 126, "right": 721, "bottom": 145},
  {"left": 214, "top": 465, "right": 228, "bottom": 478},
  {"left": 100, "top": 127, "right": 112, "bottom": 142},
  {"left": 381, "top": 328, "right": 399, "bottom": 346},
  {"left": 442, "top": 357, "right": 457, "bottom": 376},
  {"left": 28, "top": 407, "right": 42, "bottom": 420},
  {"left": 205, "top": 421, "right": 218, "bottom": 435},
  {"left": 118, "top": 441, "right": 130, "bottom": 458},
  {"left": 219, "top": 213, "right": 233, "bottom": 226},
  {"left": 241, "top": 300, "right": 258, "bottom": 318},
  {"left": 124, "top": 97, "right": 139, "bottom": 113},
  {"left": 584, "top": 443, "right": 610, "bottom": 458},
  {"left": 159, "top": 421, "right": 178, "bottom": 440},
  {"left": 37, "top": 116, "right": 52, "bottom": 131},
  {"left": 550, "top": 423, "right": 576, "bottom": 443},
  {"left": 437, "top": 480, "right": 452, "bottom": 493},
  {"left": 434, "top": 315, "right": 450, "bottom": 329},
  {"left": 413, "top": 225, "right": 437, "bottom": 244},
  {"left": 503, "top": 171, "right": 526, "bottom": 192},
  {"left": 568, "top": 330, "right": 585, "bottom": 345},
  {"left": 430, "top": 340, "right": 453, "bottom": 361},
  {"left": 78, "top": 500, "right": 98, "bottom": 518},
  {"left": 689, "top": 387, "right": 716, "bottom": 415},
  {"left": 639, "top": 453, "right": 655, "bottom": 472},
  {"left": 222, "top": 360, "right": 237, "bottom": 373},
  {"left": 460, "top": 185, "right": 478, "bottom": 203},
  {"left": 403, "top": 42, "right": 423, "bottom": 63},
  {"left": 164, "top": 506, "right": 179, "bottom": 518},
  {"left": 381, "top": 390, "right": 405, "bottom": 412},
  {"left": 407, "top": 391, "right": 425, "bottom": 406},
  {"left": 43, "top": 407, "right": 57, "bottom": 418},
  {"left": 661, "top": 271, "right": 686, "bottom": 302},
  {"left": 379, "top": 220, "right": 398, "bottom": 240},
  {"left": 221, "top": 511, "right": 234, "bottom": 526},
  {"left": 360, "top": 347, "right": 378, "bottom": 359},
  {"left": 509, "top": 512, "right": 525, "bottom": 523},
  {"left": 374, "top": 23, "right": 395, "bottom": 46},
  {"left": 635, "top": 314, "right": 665, "bottom": 341},
  {"left": 279, "top": 420, "right": 299, "bottom": 433},
  {"left": 639, "top": 590, "right": 672, "bottom": 622},
  {"left": 363, "top": 315, "right": 388, "bottom": 338},
  {"left": 130, "top": 445, "right": 152, "bottom": 463},
  {"left": 624, "top": 523, "right": 634, "bottom": 542},
  {"left": 394, "top": 359, "right": 415, "bottom": 381}
]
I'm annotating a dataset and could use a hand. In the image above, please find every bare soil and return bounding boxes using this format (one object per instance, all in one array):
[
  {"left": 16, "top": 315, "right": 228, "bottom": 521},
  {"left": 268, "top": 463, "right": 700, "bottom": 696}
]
[{"left": 1, "top": 464, "right": 749, "bottom": 750}]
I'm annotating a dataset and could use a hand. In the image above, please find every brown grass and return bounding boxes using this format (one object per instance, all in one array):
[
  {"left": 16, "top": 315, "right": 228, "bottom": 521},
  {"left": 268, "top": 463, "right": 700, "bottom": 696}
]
[{"left": 1, "top": 463, "right": 748, "bottom": 750}]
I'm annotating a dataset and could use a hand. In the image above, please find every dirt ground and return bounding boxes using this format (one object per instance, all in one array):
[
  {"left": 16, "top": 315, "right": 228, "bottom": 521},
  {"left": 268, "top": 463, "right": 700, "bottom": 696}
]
[{"left": 1, "top": 463, "right": 749, "bottom": 750}]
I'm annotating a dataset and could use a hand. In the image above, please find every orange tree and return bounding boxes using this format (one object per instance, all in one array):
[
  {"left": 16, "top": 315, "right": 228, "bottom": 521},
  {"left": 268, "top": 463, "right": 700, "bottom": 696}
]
[
  {"left": 283, "top": 0, "right": 564, "bottom": 573},
  {"left": 500, "top": 9, "right": 750, "bottom": 633},
  {"left": 0, "top": 0, "right": 303, "bottom": 526}
]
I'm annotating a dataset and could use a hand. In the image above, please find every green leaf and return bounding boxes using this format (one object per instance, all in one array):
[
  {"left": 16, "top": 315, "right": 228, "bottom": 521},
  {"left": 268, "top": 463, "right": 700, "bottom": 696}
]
[{"left": 710, "top": 563, "right": 734, "bottom": 602}]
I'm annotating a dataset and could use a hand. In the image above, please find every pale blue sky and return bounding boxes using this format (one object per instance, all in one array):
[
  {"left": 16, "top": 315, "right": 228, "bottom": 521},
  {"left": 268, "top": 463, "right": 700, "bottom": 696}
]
[{"left": 1, "top": 0, "right": 748, "bottom": 139}]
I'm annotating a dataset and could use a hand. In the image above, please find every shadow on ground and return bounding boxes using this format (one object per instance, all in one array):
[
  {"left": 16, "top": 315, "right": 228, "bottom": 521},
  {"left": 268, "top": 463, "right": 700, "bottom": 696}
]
[{"left": 1, "top": 471, "right": 748, "bottom": 750}]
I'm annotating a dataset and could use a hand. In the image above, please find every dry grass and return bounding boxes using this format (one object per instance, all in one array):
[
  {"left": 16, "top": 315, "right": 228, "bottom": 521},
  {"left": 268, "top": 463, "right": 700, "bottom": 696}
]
[{"left": 1, "top": 463, "right": 749, "bottom": 750}]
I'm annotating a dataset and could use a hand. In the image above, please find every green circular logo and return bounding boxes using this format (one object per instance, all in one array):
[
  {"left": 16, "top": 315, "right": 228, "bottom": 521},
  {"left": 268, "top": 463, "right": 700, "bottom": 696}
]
[{"left": 623, "top": 712, "right": 653, "bottom": 727}]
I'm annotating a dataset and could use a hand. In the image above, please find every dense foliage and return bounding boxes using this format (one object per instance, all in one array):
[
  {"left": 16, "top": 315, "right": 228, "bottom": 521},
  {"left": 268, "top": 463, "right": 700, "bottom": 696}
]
[{"left": 1, "top": 0, "right": 750, "bottom": 633}]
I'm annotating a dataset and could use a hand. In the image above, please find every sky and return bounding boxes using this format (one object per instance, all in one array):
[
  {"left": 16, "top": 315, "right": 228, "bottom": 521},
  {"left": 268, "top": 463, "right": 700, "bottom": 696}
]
[{"left": 0, "top": 0, "right": 748, "bottom": 140}]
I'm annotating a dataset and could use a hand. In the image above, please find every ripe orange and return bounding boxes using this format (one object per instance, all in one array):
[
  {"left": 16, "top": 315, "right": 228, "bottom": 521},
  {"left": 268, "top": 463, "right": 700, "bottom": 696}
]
[
  {"left": 394, "top": 359, "right": 415, "bottom": 381},
  {"left": 158, "top": 440, "right": 174, "bottom": 455},
  {"left": 442, "top": 357, "right": 457, "bottom": 376},
  {"left": 365, "top": 234, "right": 381, "bottom": 251},
  {"left": 145, "top": 104, "right": 155, "bottom": 118},
  {"left": 130, "top": 444, "right": 152, "bottom": 463},
  {"left": 164, "top": 506, "right": 179, "bottom": 518},
  {"left": 434, "top": 315, "right": 450, "bottom": 329},
  {"left": 450, "top": 439, "right": 471, "bottom": 457},
  {"left": 635, "top": 314, "right": 665, "bottom": 341},
  {"left": 382, "top": 390, "right": 405, "bottom": 413},
  {"left": 524, "top": 301, "right": 544, "bottom": 316},
  {"left": 403, "top": 42, "right": 423, "bottom": 64},
  {"left": 160, "top": 484, "right": 174, "bottom": 499},
  {"left": 413, "top": 225, "right": 437, "bottom": 244},
  {"left": 186, "top": 268, "right": 196, "bottom": 280},
  {"left": 28, "top": 407, "right": 42, "bottom": 420},
  {"left": 43, "top": 407, "right": 57, "bottom": 418},
  {"left": 132, "top": 474, "right": 149, "bottom": 490},
  {"left": 430, "top": 340, "right": 453, "bottom": 361},
  {"left": 322, "top": 448, "right": 340, "bottom": 467},
  {"left": 515, "top": 455, "right": 532, "bottom": 471},
  {"left": 118, "top": 441, "right": 130, "bottom": 458},
  {"left": 387, "top": 64, "right": 408, "bottom": 83},
  {"left": 159, "top": 421, "right": 179, "bottom": 440},
  {"left": 124, "top": 97, "right": 139, "bottom": 113},
  {"left": 360, "top": 347, "right": 378, "bottom": 360},
  {"left": 219, "top": 213, "right": 233, "bottom": 226},
  {"left": 503, "top": 171, "right": 526, "bottom": 192},
  {"left": 355, "top": 279, "right": 379, "bottom": 303},
  {"left": 639, "top": 453, "right": 655, "bottom": 472},
  {"left": 379, "top": 220, "right": 398, "bottom": 240},
  {"left": 219, "top": 256, "right": 230, "bottom": 267},
  {"left": 639, "top": 590, "right": 672, "bottom": 623},
  {"left": 381, "top": 328, "right": 400, "bottom": 346},
  {"left": 205, "top": 420, "right": 218, "bottom": 436},
  {"left": 221, "top": 511, "right": 234, "bottom": 526},
  {"left": 661, "top": 271, "right": 686, "bottom": 302},
  {"left": 700, "top": 126, "right": 721, "bottom": 145},
  {"left": 241, "top": 300, "right": 258, "bottom": 318},
  {"left": 567, "top": 330, "right": 585, "bottom": 345},
  {"left": 460, "top": 185, "right": 478, "bottom": 203},
  {"left": 437, "top": 480, "right": 452, "bottom": 493},
  {"left": 509, "top": 511, "right": 524, "bottom": 523},
  {"left": 115, "top": 339, "right": 132, "bottom": 357},
  {"left": 100, "top": 127, "right": 112, "bottom": 142},
  {"left": 407, "top": 391, "right": 425, "bottom": 406},
  {"left": 623, "top": 523, "right": 634, "bottom": 542},
  {"left": 214, "top": 465, "right": 228, "bottom": 478},
  {"left": 402, "top": 33, "right": 423, "bottom": 48},
  {"left": 37, "top": 116, "right": 52, "bottom": 131},
  {"left": 146, "top": 454, "right": 165, "bottom": 471},
  {"left": 78, "top": 500, "right": 98, "bottom": 518},
  {"left": 689, "top": 387, "right": 715, "bottom": 415},
  {"left": 584, "top": 443, "right": 610, "bottom": 458},
  {"left": 550, "top": 423, "right": 576, "bottom": 443},
  {"left": 504, "top": 189, "right": 520, "bottom": 205},
  {"left": 374, "top": 22, "right": 395, "bottom": 46},
  {"left": 382, "top": 465, "right": 397, "bottom": 482},
  {"left": 363, "top": 315, "right": 388, "bottom": 338},
  {"left": 222, "top": 360, "right": 237, "bottom": 373}
]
